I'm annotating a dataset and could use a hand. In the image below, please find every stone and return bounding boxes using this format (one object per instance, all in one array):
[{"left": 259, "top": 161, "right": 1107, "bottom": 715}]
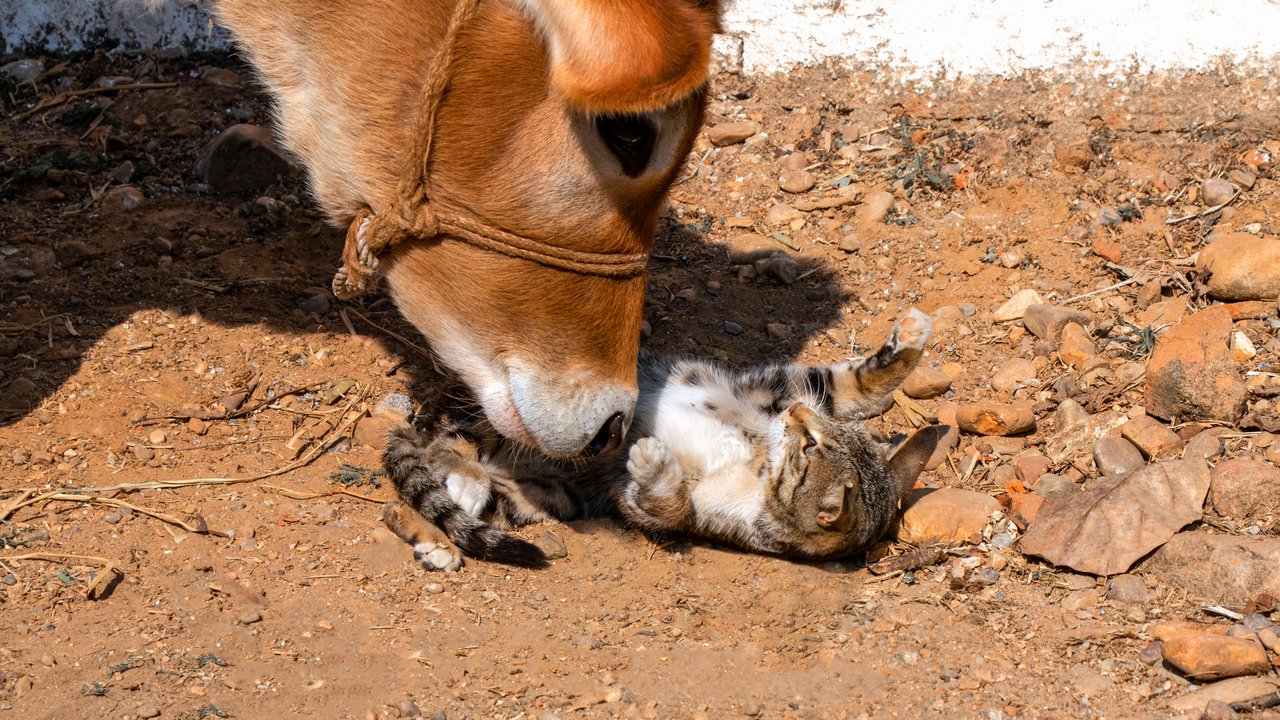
[
  {"left": 1167, "top": 677, "right": 1280, "bottom": 715},
  {"left": 837, "top": 235, "right": 862, "bottom": 253},
  {"left": 1228, "top": 168, "right": 1258, "bottom": 190},
  {"left": 1, "top": 58, "right": 43, "bottom": 84},
  {"left": 1091, "top": 237, "right": 1123, "bottom": 262},
  {"left": 109, "top": 159, "right": 136, "bottom": 184},
  {"left": 1034, "top": 474, "right": 1078, "bottom": 499},
  {"left": 1012, "top": 452, "right": 1052, "bottom": 485},
  {"left": 778, "top": 152, "right": 809, "bottom": 171},
  {"left": 1202, "top": 178, "right": 1239, "bottom": 206},
  {"left": 1119, "top": 415, "right": 1184, "bottom": 459},
  {"left": 1058, "top": 322, "right": 1096, "bottom": 369},
  {"left": 352, "top": 415, "right": 401, "bottom": 450},
  {"left": 51, "top": 242, "right": 97, "bottom": 272},
  {"left": 398, "top": 699, "right": 422, "bottom": 718},
  {"left": 1008, "top": 492, "right": 1045, "bottom": 528},
  {"left": 1230, "top": 331, "right": 1256, "bottom": 362},
  {"left": 859, "top": 190, "right": 895, "bottom": 225},
  {"left": 1106, "top": 574, "right": 1155, "bottom": 604},
  {"left": 238, "top": 609, "right": 263, "bottom": 625},
  {"left": 902, "top": 366, "right": 953, "bottom": 399},
  {"left": 763, "top": 204, "right": 803, "bottom": 226},
  {"left": 136, "top": 705, "right": 161, "bottom": 719},
  {"left": 104, "top": 186, "right": 145, "bottom": 211},
  {"left": 1161, "top": 634, "right": 1270, "bottom": 681},
  {"left": 990, "top": 358, "right": 1037, "bottom": 394},
  {"left": 723, "top": 320, "right": 744, "bottom": 336},
  {"left": 533, "top": 531, "right": 568, "bottom": 560},
  {"left": 1196, "top": 232, "right": 1280, "bottom": 301},
  {"left": 779, "top": 170, "right": 815, "bottom": 193},
  {"left": 1093, "top": 436, "right": 1144, "bottom": 476},
  {"left": 1209, "top": 459, "right": 1280, "bottom": 522},
  {"left": 1184, "top": 428, "right": 1227, "bottom": 461},
  {"left": 993, "top": 289, "right": 1045, "bottom": 322},
  {"left": 1023, "top": 304, "right": 1090, "bottom": 343},
  {"left": 1153, "top": 622, "right": 1230, "bottom": 642},
  {"left": 195, "top": 124, "right": 292, "bottom": 194},
  {"left": 955, "top": 402, "right": 1035, "bottom": 436},
  {"left": 1202, "top": 700, "right": 1237, "bottom": 720},
  {"left": 202, "top": 67, "right": 240, "bottom": 86},
  {"left": 1055, "top": 399, "right": 1090, "bottom": 430},
  {"left": 1222, "top": 301, "right": 1274, "bottom": 321},
  {"left": 725, "top": 233, "right": 778, "bottom": 263},
  {"left": 1, "top": 377, "right": 37, "bottom": 408},
  {"left": 1145, "top": 306, "right": 1247, "bottom": 423},
  {"left": 765, "top": 322, "right": 790, "bottom": 339},
  {"left": 1140, "top": 532, "right": 1280, "bottom": 605},
  {"left": 897, "top": 487, "right": 999, "bottom": 543},
  {"left": 706, "top": 121, "right": 760, "bottom": 146},
  {"left": 300, "top": 293, "right": 330, "bottom": 317}
]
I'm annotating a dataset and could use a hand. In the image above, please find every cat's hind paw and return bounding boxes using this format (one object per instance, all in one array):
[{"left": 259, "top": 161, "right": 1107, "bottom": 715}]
[
  {"left": 627, "top": 437, "right": 675, "bottom": 484},
  {"left": 381, "top": 501, "right": 464, "bottom": 573},
  {"left": 892, "top": 308, "right": 933, "bottom": 352},
  {"left": 413, "top": 539, "right": 463, "bottom": 573}
]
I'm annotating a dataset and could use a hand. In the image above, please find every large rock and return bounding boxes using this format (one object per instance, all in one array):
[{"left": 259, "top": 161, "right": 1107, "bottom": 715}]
[
  {"left": 955, "top": 402, "right": 1035, "bottom": 436},
  {"left": 1196, "top": 232, "right": 1280, "bottom": 301},
  {"left": 196, "top": 124, "right": 292, "bottom": 194},
  {"left": 1139, "top": 531, "right": 1280, "bottom": 605},
  {"left": 897, "top": 487, "right": 999, "bottom": 543},
  {"left": 1168, "top": 677, "right": 1280, "bottom": 714},
  {"left": 1145, "top": 306, "right": 1247, "bottom": 423},
  {"left": 1161, "top": 634, "right": 1271, "bottom": 681},
  {"left": 1209, "top": 458, "right": 1280, "bottom": 522}
]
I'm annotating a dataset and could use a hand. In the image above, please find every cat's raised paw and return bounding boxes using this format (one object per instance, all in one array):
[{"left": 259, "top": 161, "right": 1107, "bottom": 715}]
[
  {"left": 627, "top": 437, "right": 674, "bottom": 483},
  {"left": 892, "top": 308, "right": 933, "bottom": 351}
]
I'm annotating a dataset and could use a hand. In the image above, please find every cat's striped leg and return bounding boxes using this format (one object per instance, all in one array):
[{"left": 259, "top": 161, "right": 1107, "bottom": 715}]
[{"left": 819, "top": 308, "right": 933, "bottom": 418}]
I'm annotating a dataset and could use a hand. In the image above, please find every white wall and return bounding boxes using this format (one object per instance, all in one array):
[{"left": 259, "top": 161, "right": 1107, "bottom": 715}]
[{"left": 5, "top": 0, "right": 1280, "bottom": 79}]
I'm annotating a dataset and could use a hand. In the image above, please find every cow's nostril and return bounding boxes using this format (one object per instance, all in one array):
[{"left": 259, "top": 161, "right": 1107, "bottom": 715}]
[{"left": 585, "top": 412, "right": 625, "bottom": 456}]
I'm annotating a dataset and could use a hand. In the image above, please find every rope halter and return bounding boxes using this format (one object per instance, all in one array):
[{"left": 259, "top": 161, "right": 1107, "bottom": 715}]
[{"left": 331, "top": 0, "right": 650, "bottom": 300}]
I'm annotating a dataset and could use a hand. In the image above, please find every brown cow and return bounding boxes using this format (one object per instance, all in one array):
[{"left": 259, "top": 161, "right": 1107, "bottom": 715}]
[{"left": 203, "top": 0, "right": 723, "bottom": 457}]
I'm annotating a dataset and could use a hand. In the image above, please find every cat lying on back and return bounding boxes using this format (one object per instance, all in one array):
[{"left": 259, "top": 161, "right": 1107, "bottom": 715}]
[{"left": 382, "top": 309, "right": 948, "bottom": 571}]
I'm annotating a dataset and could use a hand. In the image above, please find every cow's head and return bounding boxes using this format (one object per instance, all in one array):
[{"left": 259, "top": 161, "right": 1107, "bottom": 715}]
[{"left": 380, "top": 0, "right": 722, "bottom": 457}]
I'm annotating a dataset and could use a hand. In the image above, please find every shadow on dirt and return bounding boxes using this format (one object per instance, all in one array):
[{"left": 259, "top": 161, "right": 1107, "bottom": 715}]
[{"left": 0, "top": 51, "right": 845, "bottom": 427}]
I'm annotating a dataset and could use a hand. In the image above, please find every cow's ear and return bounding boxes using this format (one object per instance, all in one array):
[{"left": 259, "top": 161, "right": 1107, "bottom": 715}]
[{"left": 518, "top": 0, "right": 722, "bottom": 113}]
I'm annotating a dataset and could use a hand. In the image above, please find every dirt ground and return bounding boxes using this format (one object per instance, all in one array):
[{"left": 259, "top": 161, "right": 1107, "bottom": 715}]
[{"left": 2, "top": 50, "right": 1279, "bottom": 719}]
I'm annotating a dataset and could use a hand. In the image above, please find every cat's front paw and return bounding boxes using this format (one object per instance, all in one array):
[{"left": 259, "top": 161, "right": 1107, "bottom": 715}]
[
  {"left": 445, "top": 472, "right": 490, "bottom": 517},
  {"left": 892, "top": 308, "right": 933, "bottom": 352},
  {"left": 627, "top": 437, "right": 674, "bottom": 484}
]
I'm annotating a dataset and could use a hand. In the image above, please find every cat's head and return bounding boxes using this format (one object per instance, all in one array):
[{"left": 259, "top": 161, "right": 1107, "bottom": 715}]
[{"left": 765, "top": 403, "right": 949, "bottom": 558}]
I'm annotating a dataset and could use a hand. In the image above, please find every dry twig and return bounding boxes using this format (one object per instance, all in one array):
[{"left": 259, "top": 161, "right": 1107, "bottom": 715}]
[{"left": 1, "top": 552, "right": 119, "bottom": 599}]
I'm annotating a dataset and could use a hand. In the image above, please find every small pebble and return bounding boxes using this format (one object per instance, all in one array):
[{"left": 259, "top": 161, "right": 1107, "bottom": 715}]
[
  {"left": 239, "top": 610, "right": 263, "bottom": 625},
  {"left": 723, "top": 321, "right": 744, "bottom": 336},
  {"left": 137, "top": 705, "right": 161, "bottom": 719}
]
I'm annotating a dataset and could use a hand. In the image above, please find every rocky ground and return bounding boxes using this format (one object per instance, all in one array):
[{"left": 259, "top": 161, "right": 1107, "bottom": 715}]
[{"left": 2, "top": 50, "right": 1280, "bottom": 720}]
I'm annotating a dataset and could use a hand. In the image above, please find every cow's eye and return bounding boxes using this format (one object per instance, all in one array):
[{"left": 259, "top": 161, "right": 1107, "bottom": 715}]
[{"left": 596, "top": 114, "right": 657, "bottom": 177}]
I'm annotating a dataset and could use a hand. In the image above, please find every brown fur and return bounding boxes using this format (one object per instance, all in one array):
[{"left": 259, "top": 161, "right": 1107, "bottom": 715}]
[{"left": 205, "top": 0, "right": 721, "bottom": 455}]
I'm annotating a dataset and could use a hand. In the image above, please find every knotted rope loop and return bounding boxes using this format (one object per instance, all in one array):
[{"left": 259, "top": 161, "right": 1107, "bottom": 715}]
[{"left": 331, "top": 0, "right": 650, "bottom": 301}]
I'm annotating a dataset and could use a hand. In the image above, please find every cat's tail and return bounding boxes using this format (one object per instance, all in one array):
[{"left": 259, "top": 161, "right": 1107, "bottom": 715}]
[
  {"left": 437, "top": 503, "right": 548, "bottom": 567},
  {"left": 384, "top": 426, "right": 547, "bottom": 568}
]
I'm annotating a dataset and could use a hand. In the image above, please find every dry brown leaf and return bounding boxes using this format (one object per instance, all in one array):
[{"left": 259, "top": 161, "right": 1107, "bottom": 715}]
[{"left": 1019, "top": 459, "right": 1209, "bottom": 576}]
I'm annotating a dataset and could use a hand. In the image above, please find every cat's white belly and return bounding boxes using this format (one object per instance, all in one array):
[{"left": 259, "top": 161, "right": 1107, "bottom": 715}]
[{"left": 642, "top": 384, "right": 755, "bottom": 474}]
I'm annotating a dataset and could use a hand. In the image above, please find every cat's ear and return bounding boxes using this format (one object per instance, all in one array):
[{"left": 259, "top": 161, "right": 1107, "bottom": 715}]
[{"left": 886, "top": 425, "right": 951, "bottom": 498}]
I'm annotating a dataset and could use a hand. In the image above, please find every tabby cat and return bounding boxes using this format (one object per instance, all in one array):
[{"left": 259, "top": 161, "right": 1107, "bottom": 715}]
[{"left": 383, "top": 309, "right": 947, "bottom": 570}]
